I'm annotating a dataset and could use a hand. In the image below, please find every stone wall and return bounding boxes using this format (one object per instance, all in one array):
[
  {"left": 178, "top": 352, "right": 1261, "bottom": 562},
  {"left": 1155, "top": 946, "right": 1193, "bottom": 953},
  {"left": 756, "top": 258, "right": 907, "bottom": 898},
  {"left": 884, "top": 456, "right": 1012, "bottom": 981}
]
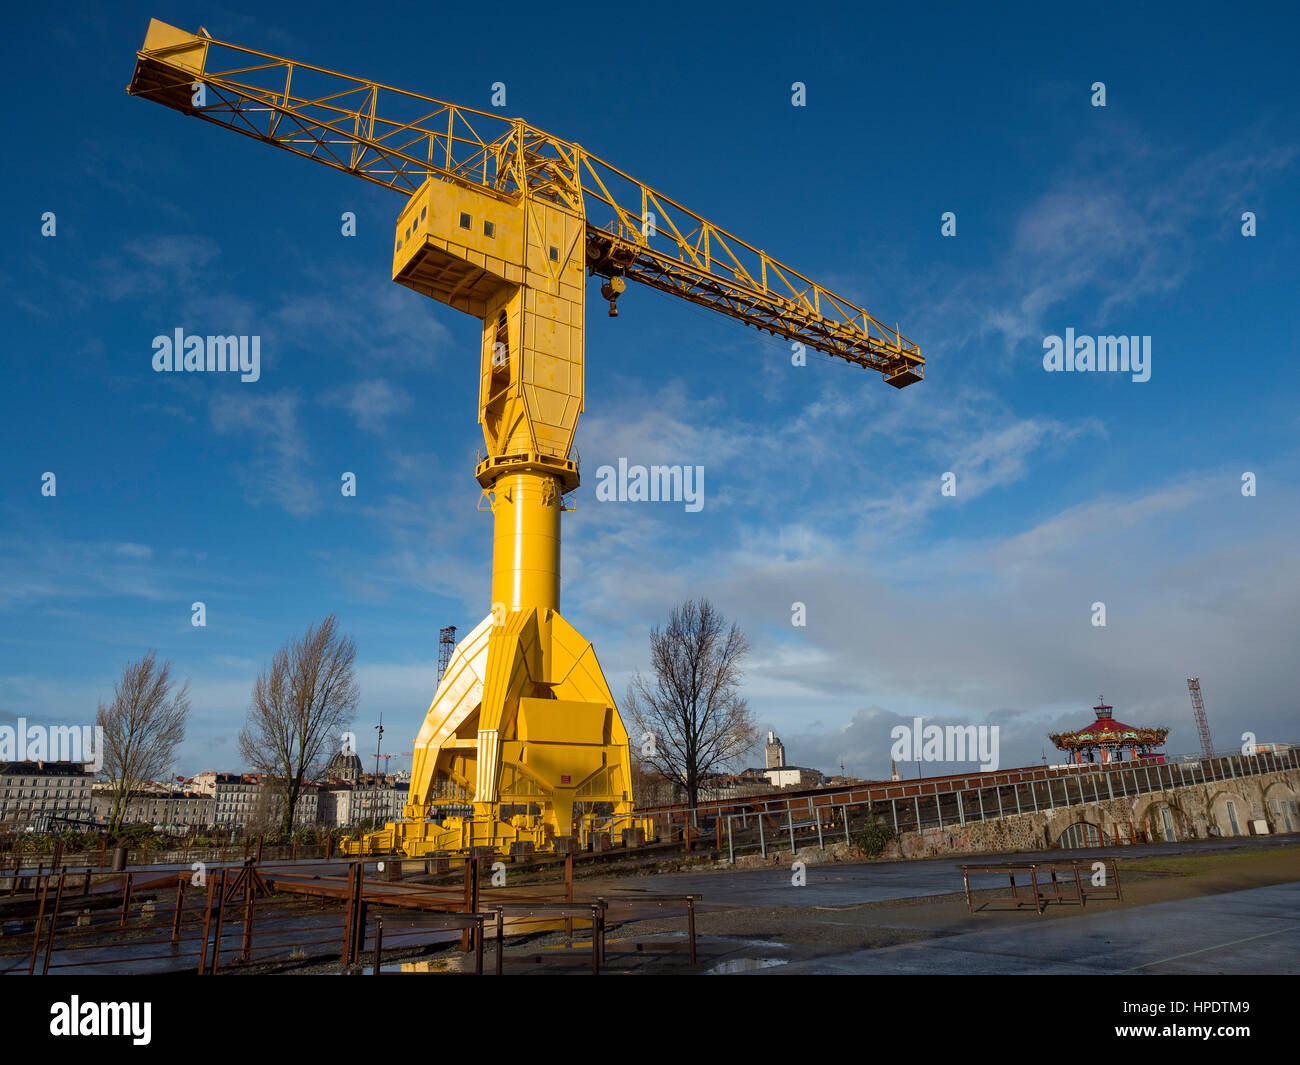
[
  {"left": 729, "top": 766, "right": 1300, "bottom": 867},
  {"left": 885, "top": 766, "right": 1300, "bottom": 860}
]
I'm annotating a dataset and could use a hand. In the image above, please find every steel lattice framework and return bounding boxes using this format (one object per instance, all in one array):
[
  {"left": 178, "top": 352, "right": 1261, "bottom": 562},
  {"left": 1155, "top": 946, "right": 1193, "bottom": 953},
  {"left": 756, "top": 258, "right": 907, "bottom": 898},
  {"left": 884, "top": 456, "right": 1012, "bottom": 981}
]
[
  {"left": 1187, "top": 678, "right": 1215, "bottom": 758},
  {"left": 128, "top": 25, "right": 923, "bottom": 383}
]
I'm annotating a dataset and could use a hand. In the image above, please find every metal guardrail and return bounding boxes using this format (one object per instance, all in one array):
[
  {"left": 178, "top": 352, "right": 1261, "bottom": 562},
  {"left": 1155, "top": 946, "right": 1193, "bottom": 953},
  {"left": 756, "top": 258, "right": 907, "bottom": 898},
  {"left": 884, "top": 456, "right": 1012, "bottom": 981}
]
[
  {"left": 666, "top": 747, "right": 1300, "bottom": 862},
  {"left": 639, "top": 745, "right": 1299, "bottom": 822}
]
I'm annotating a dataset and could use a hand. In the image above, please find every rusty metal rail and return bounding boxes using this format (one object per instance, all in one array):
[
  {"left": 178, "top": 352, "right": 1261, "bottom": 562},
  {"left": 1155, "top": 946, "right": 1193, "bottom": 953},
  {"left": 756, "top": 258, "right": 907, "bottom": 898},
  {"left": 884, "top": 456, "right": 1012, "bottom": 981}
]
[{"left": 2, "top": 857, "right": 704, "bottom": 976}]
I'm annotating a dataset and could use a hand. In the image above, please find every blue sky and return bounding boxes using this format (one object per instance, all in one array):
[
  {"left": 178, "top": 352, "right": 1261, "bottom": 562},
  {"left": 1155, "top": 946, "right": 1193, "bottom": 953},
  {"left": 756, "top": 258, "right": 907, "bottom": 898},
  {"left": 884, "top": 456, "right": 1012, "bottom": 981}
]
[{"left": 2, "top": 0, "right": 1297, "bottom": 779}]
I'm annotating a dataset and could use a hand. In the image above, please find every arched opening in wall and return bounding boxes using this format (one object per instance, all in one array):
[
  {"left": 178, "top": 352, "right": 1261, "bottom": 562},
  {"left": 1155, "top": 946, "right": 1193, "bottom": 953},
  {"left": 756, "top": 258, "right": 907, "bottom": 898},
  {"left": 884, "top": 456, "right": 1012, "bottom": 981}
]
[
  {"left": 1224, "top": 798, "right": 1242, "bottom": 836},
  {"left": 1266, "top": 796, "right": 1297, "bottom": 833},
  {"left": 1058, "top": 822, "right": 1101, "bottom": 849},
  {"left": 1150, "top": 802, "right": 1179, "bottom": 842}
]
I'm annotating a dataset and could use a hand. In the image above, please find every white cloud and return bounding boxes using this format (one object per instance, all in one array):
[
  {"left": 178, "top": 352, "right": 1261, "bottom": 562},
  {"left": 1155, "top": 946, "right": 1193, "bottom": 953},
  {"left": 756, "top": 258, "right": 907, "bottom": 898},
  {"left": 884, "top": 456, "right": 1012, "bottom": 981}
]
[
  {"left": 209, "top": 391, "right": 318, "bottom": 516},
  {"left": 327, "top": 378, "right": 413, "bottom": 433}
]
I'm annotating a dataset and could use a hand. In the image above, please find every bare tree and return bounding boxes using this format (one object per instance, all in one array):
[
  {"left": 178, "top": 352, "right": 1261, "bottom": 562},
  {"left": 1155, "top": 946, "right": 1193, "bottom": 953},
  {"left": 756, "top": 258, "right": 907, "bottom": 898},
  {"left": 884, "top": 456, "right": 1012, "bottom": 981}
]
[
  {"left": 239, "top": 615, "right": 359, "bottom": 835},
  {"left": 625, "top": 599, "right": 758, "bottom": 809},
  {"left": 97, "top": 652, "right": 191, "bottom": 833}
]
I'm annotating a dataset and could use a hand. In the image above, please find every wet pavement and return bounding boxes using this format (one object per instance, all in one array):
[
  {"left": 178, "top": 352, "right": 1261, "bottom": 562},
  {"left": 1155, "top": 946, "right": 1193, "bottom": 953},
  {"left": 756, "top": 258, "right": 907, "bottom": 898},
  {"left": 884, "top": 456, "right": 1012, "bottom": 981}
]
[
  {"left": 769, "top": 880, "right": 1300, "bottom": 974},
  {"left": 4, "top": 834, "right": 1296, "bottom": 974},
  {"left": 582, "top": 833, "right": 1300, "bottom": 910}
]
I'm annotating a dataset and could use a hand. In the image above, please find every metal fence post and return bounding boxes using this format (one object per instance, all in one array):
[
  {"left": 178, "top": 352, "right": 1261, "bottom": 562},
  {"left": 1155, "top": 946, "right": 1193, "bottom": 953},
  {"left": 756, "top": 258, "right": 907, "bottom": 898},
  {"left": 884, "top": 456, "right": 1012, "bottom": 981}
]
[
  {"left": 687, "top": 895, "right": 697, "bottom": 965},
  {"left": 40, "top": 868, "right": 67, "bottom": 975},
  {"left": 210, "top": 868, "right": 228, "bottom": 974},
  {"left": 340, "top": 862, "right": 356, "bottom": 970},
  {"left": 564, "top": 853, "right": 574, "bottom": 938},
  {"left": 759, "top": 812, "right": 766, "bottom": 858},
  {"left": 240, "top": 863, "right": 256, "bottom": 962},
  {"left": 27, "top": 875, "right": 50, "bottom": 975},
  {"left": 474, "top": 913, "right": 484, "bottom": 975},
  {"left": 841, "top": 805, "right": 850, "bottom": 846},
  {"left": 199, "top": 873, "right": 216, "bottom": 975},
  {"left": 119, "top": 872, "right": 133, "bottom": 930},
  {"left": 172, "top": 876, "right": 186, "bottom": 945},
  {"left": 786, "top": 808, "right": 795, "bottom": 854}
]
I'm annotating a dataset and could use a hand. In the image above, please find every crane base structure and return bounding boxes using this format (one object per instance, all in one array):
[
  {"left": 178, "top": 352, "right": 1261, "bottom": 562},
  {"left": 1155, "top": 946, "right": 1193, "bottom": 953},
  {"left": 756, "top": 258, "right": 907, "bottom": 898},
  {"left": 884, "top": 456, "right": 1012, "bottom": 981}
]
[
  {"left": 127, "top": 19, "right": 922, "bottom": 858},
  {"left": 345, "top": 605, "right": 646, "bottom": 857}
]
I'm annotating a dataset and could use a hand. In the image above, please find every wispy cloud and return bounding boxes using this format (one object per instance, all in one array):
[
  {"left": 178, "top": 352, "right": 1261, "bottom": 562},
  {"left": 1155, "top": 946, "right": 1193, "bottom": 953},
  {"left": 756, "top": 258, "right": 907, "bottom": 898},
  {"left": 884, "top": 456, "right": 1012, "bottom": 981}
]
[
  {"left": 921, "top": 123, "right": 1298, "bottom": 362},
  {"left": 210, "top": 391, "right": 318, "bottom": 515},
  {"left": 326, "top": 378, "right": 413, "bottom": 433}
]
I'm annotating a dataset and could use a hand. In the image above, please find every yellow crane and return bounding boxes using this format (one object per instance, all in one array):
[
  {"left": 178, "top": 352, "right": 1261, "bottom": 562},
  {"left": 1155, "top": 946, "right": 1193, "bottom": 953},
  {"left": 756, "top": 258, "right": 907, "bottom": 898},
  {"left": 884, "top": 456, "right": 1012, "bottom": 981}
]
[{"left": 128, "top": 19, "right": 924, "bottom": 857}]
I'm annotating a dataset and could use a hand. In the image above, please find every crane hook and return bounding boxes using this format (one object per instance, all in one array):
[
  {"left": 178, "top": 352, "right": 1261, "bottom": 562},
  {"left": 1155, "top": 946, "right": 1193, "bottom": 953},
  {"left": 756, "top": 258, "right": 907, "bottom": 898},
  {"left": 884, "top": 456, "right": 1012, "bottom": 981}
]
[{"left": 600, "top": 275, "right": 626, "bottom": 317}]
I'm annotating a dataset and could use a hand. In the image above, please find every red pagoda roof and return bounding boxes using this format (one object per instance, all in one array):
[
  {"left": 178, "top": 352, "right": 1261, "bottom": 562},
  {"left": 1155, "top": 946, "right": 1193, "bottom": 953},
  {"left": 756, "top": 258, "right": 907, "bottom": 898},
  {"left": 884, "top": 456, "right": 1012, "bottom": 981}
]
[
  {"left": 1048, "top": 699, "right": 1169, "bottom": 752},
  {"left": 1077, "top": 703, "right": 1136, "bottom": 732}
]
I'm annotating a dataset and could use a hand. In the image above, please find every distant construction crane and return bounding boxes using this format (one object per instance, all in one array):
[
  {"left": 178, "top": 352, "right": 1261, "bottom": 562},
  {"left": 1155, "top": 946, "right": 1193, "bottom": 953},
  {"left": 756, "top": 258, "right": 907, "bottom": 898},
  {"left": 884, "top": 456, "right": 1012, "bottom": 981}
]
[
  {"left": 1187, "top": 678, "right": 1214, "bottom": 758},
  {"left": 128, "top": 20, "right": 923, "bottom": 857},
  {"left": 437, "top": 625, "right": 457, "bottom": 684}
]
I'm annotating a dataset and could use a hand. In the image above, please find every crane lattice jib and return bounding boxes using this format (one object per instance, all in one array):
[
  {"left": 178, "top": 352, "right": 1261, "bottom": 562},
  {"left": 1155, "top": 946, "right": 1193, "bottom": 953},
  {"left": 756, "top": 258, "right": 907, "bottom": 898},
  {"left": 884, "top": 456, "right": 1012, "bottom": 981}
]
[{"left": 127, "top": 24, "right": 922, "bottom": 383}]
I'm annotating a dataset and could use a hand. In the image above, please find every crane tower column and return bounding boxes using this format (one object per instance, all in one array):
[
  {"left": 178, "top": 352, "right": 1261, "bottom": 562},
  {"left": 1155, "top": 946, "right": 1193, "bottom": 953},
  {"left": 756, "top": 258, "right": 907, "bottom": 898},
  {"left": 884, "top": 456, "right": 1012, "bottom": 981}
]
[
  {"left": 489, "top": 471, "right": 562, "bottom": 615},
  {"left": 346, "top": 173, "right": 639, "bottom": 856}
]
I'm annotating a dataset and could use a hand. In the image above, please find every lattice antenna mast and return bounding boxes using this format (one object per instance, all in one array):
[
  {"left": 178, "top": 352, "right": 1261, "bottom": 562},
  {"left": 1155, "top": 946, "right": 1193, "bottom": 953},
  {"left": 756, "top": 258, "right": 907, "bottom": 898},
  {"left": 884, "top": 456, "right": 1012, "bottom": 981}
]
[
  {"left": 1187, "top": 678, "right": 1214, "bottom": 758},
  {"left": 437, "top": 625, "right": 457, "bottom": 683}
]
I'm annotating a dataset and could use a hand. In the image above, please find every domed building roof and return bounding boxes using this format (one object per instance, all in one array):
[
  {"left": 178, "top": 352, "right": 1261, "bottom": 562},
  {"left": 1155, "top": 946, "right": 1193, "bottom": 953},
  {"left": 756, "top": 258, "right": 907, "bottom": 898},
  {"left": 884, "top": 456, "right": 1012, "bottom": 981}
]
[{"left": 325, "top": 749, "right": 363, "bottom": 783}]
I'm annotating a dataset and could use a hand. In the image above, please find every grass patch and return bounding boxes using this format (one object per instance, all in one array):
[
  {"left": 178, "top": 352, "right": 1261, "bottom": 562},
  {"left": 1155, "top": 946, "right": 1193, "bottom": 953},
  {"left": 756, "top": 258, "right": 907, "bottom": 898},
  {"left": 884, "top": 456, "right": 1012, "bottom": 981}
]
[{"left": 1121, "top": 844, "right": 1300, "bottom": 876}]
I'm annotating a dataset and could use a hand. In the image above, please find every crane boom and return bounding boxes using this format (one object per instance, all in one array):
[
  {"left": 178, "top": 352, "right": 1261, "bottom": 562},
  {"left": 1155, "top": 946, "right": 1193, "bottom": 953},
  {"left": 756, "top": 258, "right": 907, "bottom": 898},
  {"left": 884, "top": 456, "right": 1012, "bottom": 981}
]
[{"left": 128, "top": 20, "right": 923, "bottom": 384}]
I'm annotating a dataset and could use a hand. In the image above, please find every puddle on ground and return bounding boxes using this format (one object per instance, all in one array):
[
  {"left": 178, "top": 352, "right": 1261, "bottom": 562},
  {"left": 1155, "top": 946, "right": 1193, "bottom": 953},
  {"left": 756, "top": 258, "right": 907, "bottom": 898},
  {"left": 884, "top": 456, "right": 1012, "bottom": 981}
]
[
  {"left": 393, "top": 958, "right": 466, "bottom": 973},
  {"left": 706, "top": 956, "right": 788, "bottom": 974}
]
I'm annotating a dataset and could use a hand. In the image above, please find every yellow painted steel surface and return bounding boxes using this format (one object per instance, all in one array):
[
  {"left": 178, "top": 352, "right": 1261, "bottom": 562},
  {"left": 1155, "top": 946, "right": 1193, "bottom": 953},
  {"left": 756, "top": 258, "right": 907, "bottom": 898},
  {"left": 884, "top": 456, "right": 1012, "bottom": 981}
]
[
  {"left": 489, "top": 473, "right": 561, "bottom": 613},
  {"left": 127, "top": 19, "right": 922, "bottom": 855}
]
